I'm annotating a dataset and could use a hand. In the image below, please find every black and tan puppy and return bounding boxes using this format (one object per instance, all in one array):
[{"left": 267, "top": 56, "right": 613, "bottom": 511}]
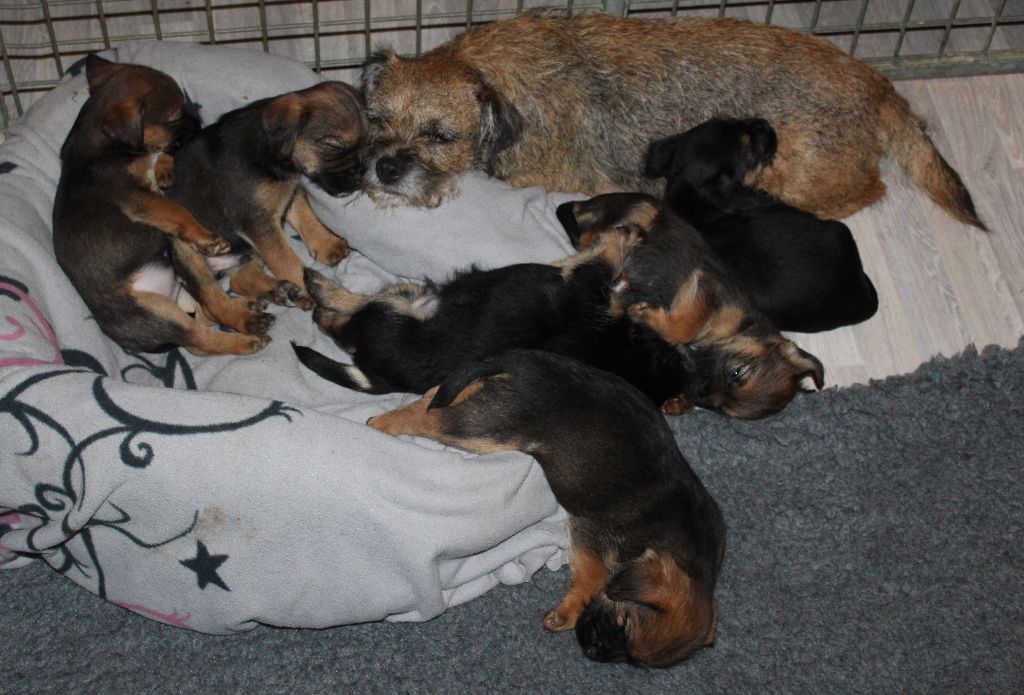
[
  {"left": 166, "top": 81, "right": 367, "bottom": 309},
  {"left": 368, "top": 349, "right": 727, "bottom": 667},
  {"left": 642, "top": 117, "right": 879, "bottom": 333},
  {"left": 53, "top": 55, "right": 273, "bottom": 355},
  {"left": 360, "top": 10, "right": 983, "bottom": 228},
  {"left": 293, "top": 235, "right": 696, "bottom": 414},
  {"left": 559, "top": 193, "right": 823, "bottom": 419}
]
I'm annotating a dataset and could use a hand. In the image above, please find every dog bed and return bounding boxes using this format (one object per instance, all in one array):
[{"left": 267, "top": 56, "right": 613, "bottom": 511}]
[{"left": 0, "top": 42, "right": 588, "bottom": 634}]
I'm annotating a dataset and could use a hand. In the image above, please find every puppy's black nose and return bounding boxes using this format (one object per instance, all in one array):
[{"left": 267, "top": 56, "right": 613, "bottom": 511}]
[
  {"left": 375, "top": 157, "right": 408, "bottom": 185},
  {"left": 575, "top": 604, "right": 629, "bottom": 663}
]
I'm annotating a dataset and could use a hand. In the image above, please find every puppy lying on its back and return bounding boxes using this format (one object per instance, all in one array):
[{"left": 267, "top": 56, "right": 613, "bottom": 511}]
[
  {"left": 293, "top": 230, "right": 696, "bottom": 414},
  {"left": 558, "top": 194, "right": 823, "bottom": 419},
  {"left": 166, "top": 81, "right": 366, "bottom": 309},
  {"left": 53, "top": 55, "right": 273, "bottom": 356},
  {"left": 645, "top": 118, "right": 878, "bottom": 333},
  {"left": 368, "top": 349, "right": 726, "bottom": 667}
]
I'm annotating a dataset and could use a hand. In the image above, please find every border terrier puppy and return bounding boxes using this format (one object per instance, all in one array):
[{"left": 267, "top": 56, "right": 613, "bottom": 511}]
[
  {"left": 294, "top": 229, "right": 696, "bottom": 414},
  {"left": 559, "top": 192, "right": 824, "bottom": 419},
  {"left": 53, "top": 55, "right": 273, "bottom": 356},
  {"left": 166, "top": 81, "right": 366, "bottom": 309},
  {"left": 360, "top": 10, "right": 983, "bottom": 228},
  {"left": 645, "top": 117, "right": 879, "bottom": 333},
  {"left": 368, "top": 349, "right": 726, "bottom": 668}
]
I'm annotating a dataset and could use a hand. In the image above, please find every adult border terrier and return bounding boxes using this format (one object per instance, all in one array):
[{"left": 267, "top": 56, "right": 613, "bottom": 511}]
[
  {"left": 368, "top": 349, "right": 726, "bottom": 667},
  {"left": 360, "top": 10, "right": 983, "bottom": 229}
]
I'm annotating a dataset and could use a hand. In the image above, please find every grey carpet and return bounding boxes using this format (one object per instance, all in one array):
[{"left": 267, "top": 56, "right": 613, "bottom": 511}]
[{"left": 3, "top": 341, "right": 1023, "bottom": 695}]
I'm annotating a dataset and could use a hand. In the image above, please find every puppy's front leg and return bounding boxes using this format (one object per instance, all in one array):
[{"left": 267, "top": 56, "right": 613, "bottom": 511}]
[
  {"left": 228, "top": 257, "right": 305, "bottom": 307},
  {"left": 304, "top": 267, "right": 365, "bottom": 314},
  {"left": 629, "top": 271, "right": 708, "bottom": 345},
  {"left": 120, "top": 191, "right": 231, "bottom": 256},
  {"left": 286, "top": 188, "right": 351, "bottom": 266},
  {"left": 544, "top": 542, "right": 609, "bottom": 632},
  {"left": 553, "top": 228, "right": 641, "bottom": 278},
  {"left": 245, "top": 219, "right": 316, "bottom": 310}
]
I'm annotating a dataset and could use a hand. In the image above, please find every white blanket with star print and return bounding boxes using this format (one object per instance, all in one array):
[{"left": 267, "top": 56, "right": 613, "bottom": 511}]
[{"left": 0, "top": 41, "right": 585, "bottom": 633}]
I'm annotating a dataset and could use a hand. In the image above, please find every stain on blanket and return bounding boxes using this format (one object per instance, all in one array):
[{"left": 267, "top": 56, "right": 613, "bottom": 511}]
[
  {"left": 195, "top": 506, "right": 259, "bottom": 541},
  {"left": 0, "top": 162, "right": 17, "bottom": 174}
]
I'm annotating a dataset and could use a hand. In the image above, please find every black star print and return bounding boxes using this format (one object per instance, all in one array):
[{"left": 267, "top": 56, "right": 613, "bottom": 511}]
[{"left": 180, "top": 540, "right": 230, "bottom": 591}]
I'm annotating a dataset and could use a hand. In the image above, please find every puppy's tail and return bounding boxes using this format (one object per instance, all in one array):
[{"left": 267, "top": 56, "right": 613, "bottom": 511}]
[
  {"left": 880, "top": 89, "right": 986, "bottom": 230},
  {"left": 292, "top": 342, "right": 380, "bottom": 394},
  {"left": 428, "top": 353, "right": 513, "bottom": 410}
]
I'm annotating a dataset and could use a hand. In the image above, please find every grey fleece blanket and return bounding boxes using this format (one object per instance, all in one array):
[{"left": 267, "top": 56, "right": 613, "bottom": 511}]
[
  {"left": 0, "top": 42, "right": 590, "bottom": 634},
  {"left": 2, "top": 341, "right": 1021, "bottom": 693}
]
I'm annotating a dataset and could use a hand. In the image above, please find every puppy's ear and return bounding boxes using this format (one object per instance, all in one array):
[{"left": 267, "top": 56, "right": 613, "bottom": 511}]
[
  {"left": 781, "top": 340, "right": 825, "bottom": 390},
  {"left": 101, "top": 98, "right": 145, "bottom": 150},
  {"left": 605, "top": 549, "right": 690, "bottom": 613},
  {"left": 361, "top": 49, "right": 398, "bottom": 98},
  {"left": 476, "top": 84, "right": 524, "bottom": 173},
  {"left": 644, "top": 136, "right": 677, "bottom": 179},
  {"left": 263, "top": 92, "right": 306, "bottom": 163},
  {"left": 85, "top": 54, "right": 124, "bottom": 93}
]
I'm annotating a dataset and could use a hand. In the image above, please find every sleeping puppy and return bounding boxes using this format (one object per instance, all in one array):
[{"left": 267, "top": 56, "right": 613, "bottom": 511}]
[
  {"left": 360, "top": 11, "right": 983, "bottom": 228},
  {"left": 53, "top": 55, "right": 273, "bottom": 355},
  {"left": 368, "top": 349, "right": 727, "bottom": 667},
  {"left": 645, "top": 117, "right": 879, "bottom": 333},
  {"left": 558, "top": 193, "right": 823, "bottom": 419},
  {"left": 292, "top": 234, "right": 696, "bottom": 414},
  {"left": 166, "top": 81, "right": 366, "bottom": 309}
]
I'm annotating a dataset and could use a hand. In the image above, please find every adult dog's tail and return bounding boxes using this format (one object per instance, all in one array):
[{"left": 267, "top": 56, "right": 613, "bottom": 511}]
[
  {"left": 880, "top": 90, "right": 986, "bottom": 230},
  {"left": 291, "top": 342, "right": 380, "bottom": 393}
]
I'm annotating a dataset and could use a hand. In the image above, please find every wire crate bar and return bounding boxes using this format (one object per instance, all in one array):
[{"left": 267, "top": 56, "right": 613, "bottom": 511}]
[{"left": 1, "top": 0, "right": 1022, "bottom": 130}]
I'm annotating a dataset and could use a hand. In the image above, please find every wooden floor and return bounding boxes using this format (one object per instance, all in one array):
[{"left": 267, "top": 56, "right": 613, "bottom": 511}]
[{"left": 790, "top": 73, "right": 1024, "bottom": 388}]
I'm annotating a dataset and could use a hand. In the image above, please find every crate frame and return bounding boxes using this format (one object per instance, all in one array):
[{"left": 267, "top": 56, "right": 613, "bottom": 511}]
[{"left": 1, "top": 0, "right": 1022, "bottom": 130}]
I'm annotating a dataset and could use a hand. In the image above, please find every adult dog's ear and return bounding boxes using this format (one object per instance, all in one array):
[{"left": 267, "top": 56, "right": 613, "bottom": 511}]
[
  {"left": 476, "top": 83, "right": 524, "bottom": 173},
  {"left": 361, "top": 48, "right": 398, "bottom": 98},
  {"left": 644, "top": 136, "right": 679, "bottom": 180}
]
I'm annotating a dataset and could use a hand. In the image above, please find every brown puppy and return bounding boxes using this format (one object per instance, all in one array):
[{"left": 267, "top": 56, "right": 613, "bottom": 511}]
[
  {"left": 166, "top": 81, "right": 367, "bottom": 309},
  {"left": 561, "top": 192, "right": 823, "bottom": 419},
  {"left": 53, "top": 55, "right": 273, "bottom": 355},
  {"left": 368, "top": 349, "right": 726, "bottom": 668},
  {"left": 360, "top": 10, "right": 983, "bottom": 228}
]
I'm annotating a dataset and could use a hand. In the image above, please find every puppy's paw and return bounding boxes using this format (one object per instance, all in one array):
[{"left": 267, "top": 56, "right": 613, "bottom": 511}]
[
  {"left": 543, "top": 606, "right": 578, "bottom": 633},
  {"left": 661, "top": 395, "right": 693, "bottom": 416},
  {"left": 627, "top": 301, "right": 652, "bottom": 323},
  {"left": 245, "top": 310, "right": 276, "bottom": 336},
  {"left": 154, "top": 153, "right": 175, "bottom": 189},
  {"left": 287, "top": 285, "right": 316, "bottom": 311},
  {"left": 313, "top": 236, "right": 351, "bottom": 266},
  {"left": 198, "top": 236, "right": 233, "bottom": 256},
  {"left": 265, "top": 280, "right": 300, "bottom": 306},
  {"left": 241, "top": 332, "right": 272, "bottom": 354}
]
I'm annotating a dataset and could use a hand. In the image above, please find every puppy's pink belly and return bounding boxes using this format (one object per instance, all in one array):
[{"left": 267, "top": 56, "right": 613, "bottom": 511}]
[
  {"left": 207, "top": 253, "right": 245, "bottom": 274},
  {"left": 131, "top": 264, "right": 180, "bottom": 301}
]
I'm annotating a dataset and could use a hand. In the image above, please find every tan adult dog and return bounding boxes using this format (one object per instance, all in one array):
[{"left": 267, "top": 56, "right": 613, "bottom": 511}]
[{"left": 360, "top": 10, "right": 984, "bottom": 228}]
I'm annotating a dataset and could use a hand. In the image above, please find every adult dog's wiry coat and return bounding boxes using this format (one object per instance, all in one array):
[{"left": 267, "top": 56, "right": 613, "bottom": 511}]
[{"left": 361, "top": 11, "right": 983, "bottom": 228}]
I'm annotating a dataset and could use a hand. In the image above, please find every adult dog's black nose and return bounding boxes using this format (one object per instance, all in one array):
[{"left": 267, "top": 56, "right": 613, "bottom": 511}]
[{"left": 375, "top": 157, "right": 408, "bottom": 185}]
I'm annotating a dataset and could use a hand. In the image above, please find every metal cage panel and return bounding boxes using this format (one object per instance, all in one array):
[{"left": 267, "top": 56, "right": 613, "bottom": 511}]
[{"left": 1, "top": 0, "right": 1022, "bottom": 129}]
